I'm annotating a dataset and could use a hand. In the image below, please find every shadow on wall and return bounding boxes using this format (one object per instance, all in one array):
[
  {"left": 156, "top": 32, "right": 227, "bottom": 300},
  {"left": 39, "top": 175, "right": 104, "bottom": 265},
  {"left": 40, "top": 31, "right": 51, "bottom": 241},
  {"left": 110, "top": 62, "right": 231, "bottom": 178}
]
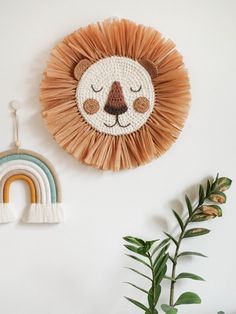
[{"left": 150, "top": 176, "right": 212, "bottom": 237}]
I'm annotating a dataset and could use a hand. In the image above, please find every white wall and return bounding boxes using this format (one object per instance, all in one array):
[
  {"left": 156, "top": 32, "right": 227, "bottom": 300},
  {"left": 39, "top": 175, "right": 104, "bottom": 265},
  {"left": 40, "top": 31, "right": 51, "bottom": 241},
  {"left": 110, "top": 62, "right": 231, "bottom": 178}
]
[{"left": 0, "top": 0, "right": 235, "bottom": 313}]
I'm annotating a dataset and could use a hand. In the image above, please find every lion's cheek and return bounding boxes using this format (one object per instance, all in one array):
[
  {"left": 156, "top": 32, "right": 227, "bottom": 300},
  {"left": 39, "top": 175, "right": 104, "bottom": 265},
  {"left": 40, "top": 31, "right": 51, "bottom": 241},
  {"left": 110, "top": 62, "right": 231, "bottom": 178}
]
[
  {"left": 83, "top": 99, "right": 100, "bottom": 114},
  {"left": 133, "top": 97, "right": 150, "bottom": 113}
]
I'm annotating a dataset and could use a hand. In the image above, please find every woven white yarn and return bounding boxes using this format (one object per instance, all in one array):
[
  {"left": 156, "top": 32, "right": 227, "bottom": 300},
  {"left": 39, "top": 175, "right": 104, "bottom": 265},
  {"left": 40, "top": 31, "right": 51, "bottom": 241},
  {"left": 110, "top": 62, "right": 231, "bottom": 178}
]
[
  {"left": 22, "top": 203, "right": 64, "bottom": 223},
  {"left": 0, "top": 203, "right": 15, "bottom": 223},
  {"left": 76, "top": 56, "right": 155, "bottom": 135}
]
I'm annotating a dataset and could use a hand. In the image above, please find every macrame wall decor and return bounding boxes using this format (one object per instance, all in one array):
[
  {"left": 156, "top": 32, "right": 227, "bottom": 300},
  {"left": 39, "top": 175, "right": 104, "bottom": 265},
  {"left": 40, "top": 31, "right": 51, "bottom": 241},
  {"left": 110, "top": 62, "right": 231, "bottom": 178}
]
[
  {"left": 0, "top": 101, "right": 63, "bottom": 223},
  {"left": 40, "top": 19, "right": 190, "bottom": 171}
]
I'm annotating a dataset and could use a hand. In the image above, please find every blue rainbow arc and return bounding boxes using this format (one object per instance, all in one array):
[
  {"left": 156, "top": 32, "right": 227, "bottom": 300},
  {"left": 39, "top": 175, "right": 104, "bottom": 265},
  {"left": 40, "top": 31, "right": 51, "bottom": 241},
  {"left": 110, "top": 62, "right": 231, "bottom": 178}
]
[{"left": 0, "top": 149, "right": 63, "bottom": 223}]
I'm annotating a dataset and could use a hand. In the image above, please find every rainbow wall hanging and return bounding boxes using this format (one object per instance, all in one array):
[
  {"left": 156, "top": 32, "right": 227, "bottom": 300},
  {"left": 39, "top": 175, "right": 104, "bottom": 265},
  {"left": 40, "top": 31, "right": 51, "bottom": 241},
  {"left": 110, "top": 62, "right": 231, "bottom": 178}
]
[{"left": 0, "top": 149, "right": 63, "bottom": 223}]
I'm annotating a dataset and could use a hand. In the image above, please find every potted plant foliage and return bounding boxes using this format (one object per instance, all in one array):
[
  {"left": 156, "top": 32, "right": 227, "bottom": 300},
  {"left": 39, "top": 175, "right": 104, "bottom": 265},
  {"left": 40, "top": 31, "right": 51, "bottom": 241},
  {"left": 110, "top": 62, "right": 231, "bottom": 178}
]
[{"left": 124, "top": 174, "right": 231, "bottom": 314}]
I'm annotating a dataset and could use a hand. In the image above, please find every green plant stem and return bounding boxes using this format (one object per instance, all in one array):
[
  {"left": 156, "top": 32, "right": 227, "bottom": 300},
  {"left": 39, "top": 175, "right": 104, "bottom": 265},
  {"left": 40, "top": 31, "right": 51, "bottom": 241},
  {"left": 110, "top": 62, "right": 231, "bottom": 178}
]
[
  {"left": 148, "top": 252, "right": 155, "bottom": 312},
  {"left": 169, "top": 195, "right": 209, "bottom": 306}
]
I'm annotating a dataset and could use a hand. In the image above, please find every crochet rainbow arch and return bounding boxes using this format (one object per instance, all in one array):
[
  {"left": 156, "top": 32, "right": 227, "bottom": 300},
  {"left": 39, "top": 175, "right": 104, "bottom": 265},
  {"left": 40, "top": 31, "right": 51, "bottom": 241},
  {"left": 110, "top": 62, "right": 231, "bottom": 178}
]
[{"left": 0, "top": 149, "right": 63, "bottom": 223}]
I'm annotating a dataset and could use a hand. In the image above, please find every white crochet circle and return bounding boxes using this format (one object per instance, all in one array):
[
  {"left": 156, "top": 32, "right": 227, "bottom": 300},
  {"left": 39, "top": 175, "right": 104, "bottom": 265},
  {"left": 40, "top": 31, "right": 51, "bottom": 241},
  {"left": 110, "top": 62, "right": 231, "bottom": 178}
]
[{"left": 76, "top": 56, "right": 155, "bottom": 135}]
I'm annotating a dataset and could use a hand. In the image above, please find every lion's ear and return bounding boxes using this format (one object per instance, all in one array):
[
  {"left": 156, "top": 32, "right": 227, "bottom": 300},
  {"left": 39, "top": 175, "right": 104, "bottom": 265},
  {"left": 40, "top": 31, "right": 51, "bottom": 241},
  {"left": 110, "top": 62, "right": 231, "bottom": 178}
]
[
  {"left": 139, "top": 59, "right": 158, "bottom": 79},
  {"left": 74, "top": 59, "right": 92, "bottom": 80}
]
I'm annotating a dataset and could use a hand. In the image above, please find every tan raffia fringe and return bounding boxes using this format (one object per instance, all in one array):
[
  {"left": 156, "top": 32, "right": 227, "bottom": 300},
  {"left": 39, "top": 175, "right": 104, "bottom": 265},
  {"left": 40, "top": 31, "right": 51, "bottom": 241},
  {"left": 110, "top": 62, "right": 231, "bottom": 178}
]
[{"left": 40, "top": 19, "right": 190, "bottom": 171}]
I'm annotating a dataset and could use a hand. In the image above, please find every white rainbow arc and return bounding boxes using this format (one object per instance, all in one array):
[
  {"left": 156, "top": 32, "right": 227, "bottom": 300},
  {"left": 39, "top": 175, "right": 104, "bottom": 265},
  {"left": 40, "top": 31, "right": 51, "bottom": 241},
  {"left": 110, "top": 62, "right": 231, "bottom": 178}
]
[{"left": 0, "top": 149, "right": 63, "bottom": 223}]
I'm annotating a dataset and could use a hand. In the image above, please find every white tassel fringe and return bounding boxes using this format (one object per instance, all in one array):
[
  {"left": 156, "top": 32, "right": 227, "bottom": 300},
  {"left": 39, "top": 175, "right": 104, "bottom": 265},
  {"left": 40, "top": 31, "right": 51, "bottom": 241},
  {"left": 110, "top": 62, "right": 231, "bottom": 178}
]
[
  {"left": 0, "top": 203, "right": 15, "bottom": 223},
  {"left": 22, "top": 203, "right": 64, "bottom": 223}
]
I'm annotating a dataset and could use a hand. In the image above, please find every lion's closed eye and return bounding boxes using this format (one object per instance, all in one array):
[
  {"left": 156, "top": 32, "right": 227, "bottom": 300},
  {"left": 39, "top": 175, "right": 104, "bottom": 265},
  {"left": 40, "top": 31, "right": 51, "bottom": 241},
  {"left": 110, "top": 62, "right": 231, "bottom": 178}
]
[
  {"left": 130, "top": 85, "right": 142, "bottom": 92},
  {"left": 91, "top": 84, "right": 103, "bottom": 92}
]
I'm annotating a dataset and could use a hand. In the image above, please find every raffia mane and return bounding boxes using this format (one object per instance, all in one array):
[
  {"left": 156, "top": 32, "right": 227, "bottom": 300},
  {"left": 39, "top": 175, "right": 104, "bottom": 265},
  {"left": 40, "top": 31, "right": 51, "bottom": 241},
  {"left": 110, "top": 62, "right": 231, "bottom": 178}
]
[{"left": 40, "top": 19, "right": 190, "bottom": 171}]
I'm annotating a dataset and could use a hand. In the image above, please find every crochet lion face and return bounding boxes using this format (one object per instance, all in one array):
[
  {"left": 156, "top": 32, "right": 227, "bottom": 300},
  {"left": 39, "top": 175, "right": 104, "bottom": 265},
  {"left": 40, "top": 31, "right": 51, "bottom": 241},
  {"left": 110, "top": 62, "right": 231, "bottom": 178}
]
[
  {"left": 40, "top": 19, "right": 190, "bottom": 171},
  {"left": 75, "top": 56, "right": 156, "bottom": 135}
]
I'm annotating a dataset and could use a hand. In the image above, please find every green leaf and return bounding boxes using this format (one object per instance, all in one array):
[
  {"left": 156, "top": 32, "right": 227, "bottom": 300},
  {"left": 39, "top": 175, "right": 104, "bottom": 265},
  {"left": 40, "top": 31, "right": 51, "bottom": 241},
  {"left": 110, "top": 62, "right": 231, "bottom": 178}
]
[
  {"left": 154, "top": 251, "right": 168, "bottom": 272},
  {"left": 206, "top": 179, "right": 211, "bottom": 196},
  {"left": 176, "top": 272, "right": 204, "bottom": 281},
  {"left": 164, "top": 232, "right": 178, "bottom": 246},
  {"left": 191, "top": 214, "right": 213, "bottom": 222},
  {"left": 172, "top": 210, "right": 184, "bottom": 231},
  {"left": 152, "top": 238, "right": 170, "bottom": 257},
  {"left": 148, "top": 288, "right": 154, "bottom": 308},
  {"left": 123, "top": 236, "right": 146, "bottom": 246},
  {"left": 156, "top": 264, "right": 168, "bottom": 286},
  {"left": 185, "top": 194, "right": 192, "bottom": 216},
  {"left": 146, "top": 239, "right": 159, "bottom": 247},
  {"left": 199, "top": 184, "right": 205, "bottom": 205},
  {"left": 208, "top": 191, "right": 227, "bottom": 204},
  {"left": 125, "top": 267, "right": 152, "bottom": 282},
  {"left": 148, "top": 285, "right": 161, "bottom": 308},
  {"left": 192, "top": 205, "right": 222, "bottom": 221},
  {"left": 154, "top": 244, "right": 170, "bottom": 267},
  {"left": 184, "top": 228, "right": 210, "bottom": 238},
  {"left": 125, "top": 297, "right": 149, "bottom": 311},
  {"left": 154, "top": 265, "right": 167, "bottom": 290},
  {"left": 126, "top": 254, "right": 151, "bottom": 269},
  {"left": 153, "top": 284, "right": 161, "bottom": 304},
  {"left": 174, "top": 292, "right": 201, "bottom": 306},
  {"left": 148, "top": 310, "right": 158, "bottom": 314},
  {"left": 143, "top": 240, "right": 158, "bottom": 253},
  {"left": 211, "top": 173, "right": 219, "bottom": 191},
  {"left": 124, "top": 244, "right": 148, "bottom": 256},
  {"left": 178, "top": 251, "right": 207, "bottom": 258},
  {"left": 145, "top": 310, "right": 158, "bottom": 314},
  {"left": 201, "top": 205, "right": 222, "bottom": 217},
  {"left": 154, "top": 254, "right": 168, "bottom": 282},
  {"left": 124, "top": 282, "right": 148, "bottom": 294},
  {"left": 217, "top": 177, "right": 232, "bottom": 192},
  {"left": 161, "top": 304, "right": 178, "bottom": 314}
]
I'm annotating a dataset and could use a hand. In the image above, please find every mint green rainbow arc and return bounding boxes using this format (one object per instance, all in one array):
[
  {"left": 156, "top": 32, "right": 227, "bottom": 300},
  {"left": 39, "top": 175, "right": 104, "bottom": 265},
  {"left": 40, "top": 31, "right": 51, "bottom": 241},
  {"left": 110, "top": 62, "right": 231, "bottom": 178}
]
[{"left": 0, "top": 149, "right": 61, "bottom": 204}]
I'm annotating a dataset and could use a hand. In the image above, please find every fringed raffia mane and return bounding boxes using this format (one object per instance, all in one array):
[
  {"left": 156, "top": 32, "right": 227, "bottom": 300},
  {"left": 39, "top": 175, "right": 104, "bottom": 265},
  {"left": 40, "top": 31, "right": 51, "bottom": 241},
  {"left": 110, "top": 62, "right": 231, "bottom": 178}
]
[{"left": 40, "top": 19, "right": 190, "bottom": 171}]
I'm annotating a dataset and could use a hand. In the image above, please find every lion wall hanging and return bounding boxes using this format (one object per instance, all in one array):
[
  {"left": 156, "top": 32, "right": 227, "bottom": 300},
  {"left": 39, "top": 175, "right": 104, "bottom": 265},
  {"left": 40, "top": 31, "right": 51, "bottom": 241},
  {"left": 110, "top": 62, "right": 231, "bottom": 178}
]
[{"left": 40, "top": 19, "right": 190, "bottom": 171}]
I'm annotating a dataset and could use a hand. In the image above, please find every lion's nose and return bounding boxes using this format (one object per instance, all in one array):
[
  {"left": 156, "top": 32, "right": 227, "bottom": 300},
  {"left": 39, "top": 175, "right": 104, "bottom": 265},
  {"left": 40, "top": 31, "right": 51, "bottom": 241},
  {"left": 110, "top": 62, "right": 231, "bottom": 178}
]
[{"left": 104, "top": 81, "right": 128, "bottom": 115}]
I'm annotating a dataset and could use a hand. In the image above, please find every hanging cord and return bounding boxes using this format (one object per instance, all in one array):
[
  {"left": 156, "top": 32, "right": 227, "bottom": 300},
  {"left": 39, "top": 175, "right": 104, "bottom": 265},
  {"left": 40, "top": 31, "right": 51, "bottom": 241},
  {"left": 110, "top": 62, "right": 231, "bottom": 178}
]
[{"left": 9, "top": 100, "right": 21, "bottom": 150}]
